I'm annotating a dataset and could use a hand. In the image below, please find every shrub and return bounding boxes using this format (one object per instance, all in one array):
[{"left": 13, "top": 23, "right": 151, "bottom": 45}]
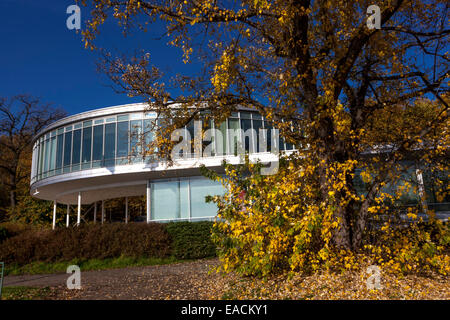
[
  {"left": 0, "top": 226, "right": 10, "bottom": 243},
  {"left": 0, "top": 222, "right": 33, "bottom": 239},
  {"left": 0, "top": 221, "right": 217, "bottom": 266},
  {"left": 165, "top": 221, "right": 216, "bottom": 259},
  {"left": 0, "top": 222, "right": 172, "bottom": 265}
]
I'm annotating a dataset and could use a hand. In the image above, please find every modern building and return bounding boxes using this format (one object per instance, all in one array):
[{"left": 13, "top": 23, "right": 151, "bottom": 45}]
[
  {"left": 30, "top": 103, "right": 448, "bottom": 229},
  {"left": 30, "top": 103, "right": 290, "bottom": 228}
]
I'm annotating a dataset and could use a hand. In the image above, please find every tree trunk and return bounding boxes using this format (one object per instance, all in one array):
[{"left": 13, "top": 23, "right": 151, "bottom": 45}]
[
  {"left": 318, "top": 156, "right": 353, "bottom": 250},
  {"left": 9, "top": 173, "right": 16, "bottom": 209},
  {"left": 332, "top": 201, "right": 353, "bottom": 249}
]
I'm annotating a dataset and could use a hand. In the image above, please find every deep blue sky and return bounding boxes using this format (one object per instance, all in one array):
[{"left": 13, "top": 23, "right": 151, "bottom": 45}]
[
  {"left": 1, "top": 1, "right": 444, "bottom": 117},
  {"left": 0, "top": 0, "right": 199, "bottom": 116}
]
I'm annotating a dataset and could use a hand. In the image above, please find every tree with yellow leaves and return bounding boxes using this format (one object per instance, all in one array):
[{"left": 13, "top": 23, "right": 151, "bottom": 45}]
[{"left": 79, "top": 0, "right": 449, "bottom": 275}]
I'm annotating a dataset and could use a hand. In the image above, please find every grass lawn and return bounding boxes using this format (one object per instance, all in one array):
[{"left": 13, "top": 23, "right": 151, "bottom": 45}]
[{"left": 3, "top": 255, "right": 185, "bottom": 276}]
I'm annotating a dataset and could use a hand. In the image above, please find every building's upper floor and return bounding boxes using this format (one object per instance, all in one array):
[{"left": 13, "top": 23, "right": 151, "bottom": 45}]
[{"left": 31, "top": 103, "right": 295, "bottom": 186}]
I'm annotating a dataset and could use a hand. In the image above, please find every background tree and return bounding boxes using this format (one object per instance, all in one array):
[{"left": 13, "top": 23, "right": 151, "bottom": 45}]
[
  {"left": 79, "top": 0, "right": 449, "bottom": 274},
  {"left": 0, "top": 95, "right": 66, "bottom": 219}
]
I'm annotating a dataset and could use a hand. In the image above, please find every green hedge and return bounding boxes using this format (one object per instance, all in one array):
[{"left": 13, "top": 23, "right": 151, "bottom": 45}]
[
  {"left": 0, "top": 223, "right": 171, "bottom": 265},
  {"left": 166, "top": 221, "right": 216, "bottom": 259},
  {"left": 0, "top": 221, "right": 216, "bottom": 266}
]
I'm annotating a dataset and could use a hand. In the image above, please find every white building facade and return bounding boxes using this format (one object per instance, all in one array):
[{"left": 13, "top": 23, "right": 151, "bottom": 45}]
[{"left": 30, "top": 103, "right": 289, "bottom": 227}]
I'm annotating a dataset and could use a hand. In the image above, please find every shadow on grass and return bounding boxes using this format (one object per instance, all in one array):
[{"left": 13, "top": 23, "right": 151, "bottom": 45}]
[{"left": 4, "top": 255, "right": 187, "bottom": 276}]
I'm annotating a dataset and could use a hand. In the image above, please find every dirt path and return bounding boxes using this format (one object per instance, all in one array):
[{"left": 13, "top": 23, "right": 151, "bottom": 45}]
[{"left": 3, "top": 258, "right": 229, "bottom": 299}]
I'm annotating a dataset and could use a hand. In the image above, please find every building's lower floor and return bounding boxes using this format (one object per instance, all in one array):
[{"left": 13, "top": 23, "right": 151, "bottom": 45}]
[{"left": 50, "top": 175, "right": 226, "bottom": 229}]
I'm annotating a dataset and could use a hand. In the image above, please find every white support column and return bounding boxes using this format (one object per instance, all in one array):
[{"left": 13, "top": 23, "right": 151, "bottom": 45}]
[
  {"left": 77, "top": 192, "right": 81, "bottom": 226},
  {"left": 416, "top": 168, "right": 428, "bottom": 213},
  {"left": 125, "top": 197, "right": 129, "bottom": 224},
  {"left": 101, "top": 200, "right": 105, "bottom": 224},
  {"left": 94, "top": 201, "right": 97, "bottom": 224},
  {"left": 146, "top": 181, "right": 151, "bottom": 223},
  {"left": 66, "top": 204, "right": 70, "bottom": 227},
  {"left": 52, "top": 201, "right": 57, "bottom": 230}
]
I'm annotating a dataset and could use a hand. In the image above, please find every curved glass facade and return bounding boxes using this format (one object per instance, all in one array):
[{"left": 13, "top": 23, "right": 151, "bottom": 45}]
[{"left": 31, "top": 110, "right": 295, "bottom": 185}]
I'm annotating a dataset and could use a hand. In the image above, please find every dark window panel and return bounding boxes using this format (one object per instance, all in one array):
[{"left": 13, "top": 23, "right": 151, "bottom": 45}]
[
  {"left": 130, "top": 120, "right": 142, "bottom": 161},
  {"left": 72, "top": 129, "right": 81, "bottom": 171},
  {"left": 55, "top": 134, "right": 64, "bottom": 172},
  {"left": 117, "top": 121, "right": 129, "bottom": 160},
  {"left": 82, "top": 127, "right": 92, "bottom": 169},
  {"left": 104, "top": 122, "right": 116, "bottom": 167},
  {"left": 92, "top": 125, "right": 104, "bottom": 167},
  {"left": 240, "top": 119, "right": 252, "bottom": 153},
  {"left": 63, "top": 131, "right": 72, "bottom": 173},
  {"left": 252, "top": 119, "right": 263, "bottom": 153}
]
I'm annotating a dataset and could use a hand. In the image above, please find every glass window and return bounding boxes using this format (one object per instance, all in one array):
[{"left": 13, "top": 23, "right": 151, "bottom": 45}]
[
  {"left": 117, "top": 121, "right": 129, "bottom": 162},
  {"left": 423, "top": 169, "right": 450, "bottom": 211},
  {"left": 63, "top": 131, "right": 72, "bottom": 173},
  {"left": 150, "top": 177, "right": 224, "bottom": 221},
  {"left": 55, "top": 133, "right": 64, "bottom": 173},
  {"left": 72, "top": 129, "right": 81, "bottom": 171},
  {"left": 130, "top": 113, "right": 142, "bottom": 120},
  {"left": 94, "top": 119, "right": 104, "bottom": 125},
  {"left": 36, "top": 143, "right": 40, "bottom": 178},
  {"left": 252, "top": 113, "right": 263, "bottom": 120},
  {"left": 252, "top": 119, "right": 263, "bottom": 153},
  {"left": 130, "top": 120, "right": 142, "bottom": 162},
  {"left": 240, "top": 112, "right": 252, "bottom": 119},
  {"left": 35, "top": 143, "right": 40, "bottom": 177},
  {"left": 186, "top": 120, "right": 195, "bottom": 158},
  {"left": 83, "top": 120, "right": 92, "bottom": 127},
  {"left": 82, "top": 127, "right": 92, "bottom": 169},
  {"left": 228, "top": 118, "right": 240, "bottom": 155},
  {"left": 179, "top": 180, "right": 190, "bottom": 219},
  {"left": 285, "top": 122, "right": 294, "bottom": 150},
  {"left": 202, "top": 119, "right": 214, "bottom": 157},
  {"left": 285, "top": 141, "right": 294, "bottom": 150},
  {"left": 155, "top": 118, "right": 172, "bottom": 160},
  {"left": 49, "top": 136, "right": 57, "bottom": 175},
  {"left": 381, "top": 163, "right": 419, "bottom": 205},
  {"left": 31, "top": 144, "right": 37, "bottom": 180},
  {"left": 240, "top": 118, "right": 253, "bottom": 153},
  {"left": 92, "top": 125, "right": 103, "bottom": 168},
  {"left": 143, "top": 119, "right": 156, "bottom": 160},
  {"left": 117, "top": 114, "right": 129, "bottom": 121},
  {"left": 278, "top": 137, "right": 285, "bottom": 151},
  {"left": 43, "top": 139, "right": 49, "bottom": 175},
  {"left": 38, "top": 140, "right": 44, "bottom": 178},
  {"left": 353, "top": 169, "right": 367, "bottom": 196},
  {"left": 264, "top": 121, "right": 277, "bottom": 152},
  {"left": 144, "top": 112, "right": 157, "bottom": 118},
  {"left": 104, "top": 123, "right": 116, "bottom": 167},
  {"left": 217, "top": 121, "right": 227, "bottom": 155},
  {"left": 32, "top": 143, "right": 37, "bottom": 180},
  {"left": 189, "top": 178, "right": 224, "bottom": 218},
  {"left": 151, "top": 180, "right": 180, "bottom": 220}
]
